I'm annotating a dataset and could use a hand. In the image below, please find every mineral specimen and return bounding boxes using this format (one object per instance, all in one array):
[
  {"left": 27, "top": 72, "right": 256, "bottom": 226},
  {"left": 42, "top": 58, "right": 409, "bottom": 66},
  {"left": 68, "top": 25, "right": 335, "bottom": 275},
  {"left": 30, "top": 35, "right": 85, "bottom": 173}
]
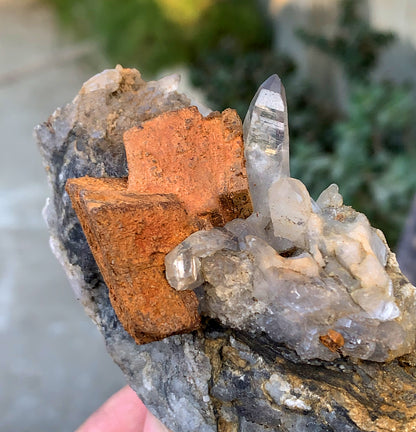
[
  {"left": 37, "top": 67, "right": 416, "bottom": 432},
  {"left": 165, "top": 74, "right": 416, "bottom": 362}
]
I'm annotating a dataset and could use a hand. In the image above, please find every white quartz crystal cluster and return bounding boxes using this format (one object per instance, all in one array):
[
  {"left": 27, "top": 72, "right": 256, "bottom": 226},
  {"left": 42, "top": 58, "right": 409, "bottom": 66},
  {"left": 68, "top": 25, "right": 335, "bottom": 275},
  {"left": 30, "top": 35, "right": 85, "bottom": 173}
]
[{"left": 165, "top": 75, "right": 416, "bottom": 362}]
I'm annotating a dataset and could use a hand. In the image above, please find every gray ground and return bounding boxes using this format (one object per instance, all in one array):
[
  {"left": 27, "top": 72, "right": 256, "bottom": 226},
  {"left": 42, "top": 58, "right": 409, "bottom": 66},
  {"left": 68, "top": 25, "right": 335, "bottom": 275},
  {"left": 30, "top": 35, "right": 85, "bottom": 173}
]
[{"left": 0, "top": 1, "right": 125, "bottom": 431}]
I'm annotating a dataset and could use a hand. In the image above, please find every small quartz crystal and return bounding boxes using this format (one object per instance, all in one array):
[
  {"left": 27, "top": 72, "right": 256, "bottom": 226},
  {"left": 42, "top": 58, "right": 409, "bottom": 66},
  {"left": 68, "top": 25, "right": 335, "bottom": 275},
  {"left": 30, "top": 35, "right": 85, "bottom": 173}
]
[
  {"left": 165, "top": 74, "right": 416, "bottom": 362},
  {"left": 165, "top": 229, "right": 238, "bottom": 291},
  {"left": 316, "top": 183, "right": 343, "bottom": 208}
]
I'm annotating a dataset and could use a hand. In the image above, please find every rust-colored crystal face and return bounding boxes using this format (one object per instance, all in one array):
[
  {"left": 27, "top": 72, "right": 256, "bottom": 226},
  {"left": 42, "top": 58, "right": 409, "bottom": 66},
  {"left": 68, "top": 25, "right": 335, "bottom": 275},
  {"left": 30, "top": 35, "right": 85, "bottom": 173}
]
[
  {"left": 124, "top": 106, "right": 252, "bottom": 220},
  {"left": 65, "top": 106, "right": 252, "bottom": 344}
]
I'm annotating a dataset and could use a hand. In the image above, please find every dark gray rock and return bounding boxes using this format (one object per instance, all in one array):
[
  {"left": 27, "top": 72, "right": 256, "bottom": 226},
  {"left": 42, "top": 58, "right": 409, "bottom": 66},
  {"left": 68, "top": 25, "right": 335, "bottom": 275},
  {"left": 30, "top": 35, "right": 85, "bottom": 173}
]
[{"left": 36, "top": 67, "right": 416, "bottom": 432}]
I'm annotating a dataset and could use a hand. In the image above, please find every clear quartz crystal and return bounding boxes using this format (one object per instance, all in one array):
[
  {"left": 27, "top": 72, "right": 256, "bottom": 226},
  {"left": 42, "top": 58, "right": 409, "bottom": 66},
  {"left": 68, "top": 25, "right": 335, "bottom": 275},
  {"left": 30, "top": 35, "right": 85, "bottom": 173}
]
[
  {"left": 243, "top": 74, "right": 290, "bottom": 217},
  {"left": 165, "top": 229, "right": 238, "bottom": 290},
  {"left": 316, "top": 183, "right": 343, "bottom": 208},
  {"left": 79, "top": 67, "right": 122, "bottom": 94},
  {"left": 165, "top": 243, "right": 203, "bottom": 291},
  {"left": 164, "top": 74, "right": 416, "bottom": 362}
]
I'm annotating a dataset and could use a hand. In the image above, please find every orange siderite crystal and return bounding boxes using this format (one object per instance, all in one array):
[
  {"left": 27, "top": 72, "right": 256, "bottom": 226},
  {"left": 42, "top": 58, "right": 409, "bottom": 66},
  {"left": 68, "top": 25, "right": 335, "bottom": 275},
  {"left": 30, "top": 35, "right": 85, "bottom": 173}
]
[{"left": 66, "top": 106, "right": 252, "bottom": 344}]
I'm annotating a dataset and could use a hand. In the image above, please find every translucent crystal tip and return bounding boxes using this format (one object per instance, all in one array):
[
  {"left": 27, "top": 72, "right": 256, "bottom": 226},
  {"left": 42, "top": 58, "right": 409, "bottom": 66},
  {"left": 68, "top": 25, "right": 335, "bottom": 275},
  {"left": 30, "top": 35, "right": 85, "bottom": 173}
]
[
  {"left": 261, "top": 74, "right": 283, "bottom": 94},
  {"left": 244, "top": 74, "right": 285, "bottom": 127}
]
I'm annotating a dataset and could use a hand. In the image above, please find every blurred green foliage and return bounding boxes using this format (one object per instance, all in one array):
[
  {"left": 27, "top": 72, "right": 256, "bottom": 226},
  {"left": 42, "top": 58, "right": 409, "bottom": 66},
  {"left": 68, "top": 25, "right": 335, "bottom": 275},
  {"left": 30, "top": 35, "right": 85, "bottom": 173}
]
[
  {"left": 189, "top": 40, "right": 297, "bottom": 117},
  {"left": 292, "top": 82, "right": 416, "bottom": 245},
  {"left": 293, "top": 0, "right": 416, "bottom": 245},
  {"left": 46, "top": 0, "right": 416, "bottom": 246},
  {"left": 46, "top": 0, "right": 270, "bottom": 77},
  {"left": 336, "top": 84, "right": 416, "bottom": 243},
  {"left": 297, "top": 0, "right": 394, "bottom": 80}
]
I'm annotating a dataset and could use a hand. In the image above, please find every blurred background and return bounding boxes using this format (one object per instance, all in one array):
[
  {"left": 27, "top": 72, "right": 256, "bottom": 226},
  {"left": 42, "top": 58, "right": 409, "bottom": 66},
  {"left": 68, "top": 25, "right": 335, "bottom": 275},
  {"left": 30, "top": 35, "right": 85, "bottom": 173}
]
[{"left": 1, "top": 0, "right": 415, "bottom": 430}]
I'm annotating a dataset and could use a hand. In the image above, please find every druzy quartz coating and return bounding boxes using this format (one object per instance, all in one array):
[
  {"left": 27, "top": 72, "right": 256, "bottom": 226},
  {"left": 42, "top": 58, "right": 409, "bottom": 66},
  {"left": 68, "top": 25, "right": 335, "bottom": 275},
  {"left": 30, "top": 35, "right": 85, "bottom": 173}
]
[{"left": 165, "top": 74, "right": 416, "bottom": 362}]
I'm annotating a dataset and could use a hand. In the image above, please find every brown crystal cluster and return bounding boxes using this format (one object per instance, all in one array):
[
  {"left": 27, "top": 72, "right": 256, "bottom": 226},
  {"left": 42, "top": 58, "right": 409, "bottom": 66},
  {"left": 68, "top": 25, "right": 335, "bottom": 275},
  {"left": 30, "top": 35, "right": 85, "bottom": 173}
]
[{"left": 66, "top": 106, "right": 252, "bottom": 344}]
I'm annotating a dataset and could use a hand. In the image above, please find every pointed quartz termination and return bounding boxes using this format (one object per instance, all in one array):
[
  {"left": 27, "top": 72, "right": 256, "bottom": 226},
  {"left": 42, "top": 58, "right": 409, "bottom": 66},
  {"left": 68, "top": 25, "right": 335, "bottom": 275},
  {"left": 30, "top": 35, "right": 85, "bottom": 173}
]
[{"left": 243, "top": 74, "right": 290, "bottom": 217}]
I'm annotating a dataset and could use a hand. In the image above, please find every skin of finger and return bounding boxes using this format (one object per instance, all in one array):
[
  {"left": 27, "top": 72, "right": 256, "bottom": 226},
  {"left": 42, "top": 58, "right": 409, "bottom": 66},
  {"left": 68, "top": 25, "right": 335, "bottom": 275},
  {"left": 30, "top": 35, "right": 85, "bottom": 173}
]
[
  {"left": 144, "top": 410, "right": 172, "bottom": 432},
  {"left": 75, "top": 386, "right": 152, "bottom": 432}
]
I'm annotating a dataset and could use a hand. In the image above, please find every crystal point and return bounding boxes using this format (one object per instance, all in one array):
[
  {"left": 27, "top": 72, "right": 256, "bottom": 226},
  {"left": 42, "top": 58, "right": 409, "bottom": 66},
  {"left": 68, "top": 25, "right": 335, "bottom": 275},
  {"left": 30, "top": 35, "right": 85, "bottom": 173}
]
[{"left": 243, "top": 74, "right": 290, "bottom": 217}]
